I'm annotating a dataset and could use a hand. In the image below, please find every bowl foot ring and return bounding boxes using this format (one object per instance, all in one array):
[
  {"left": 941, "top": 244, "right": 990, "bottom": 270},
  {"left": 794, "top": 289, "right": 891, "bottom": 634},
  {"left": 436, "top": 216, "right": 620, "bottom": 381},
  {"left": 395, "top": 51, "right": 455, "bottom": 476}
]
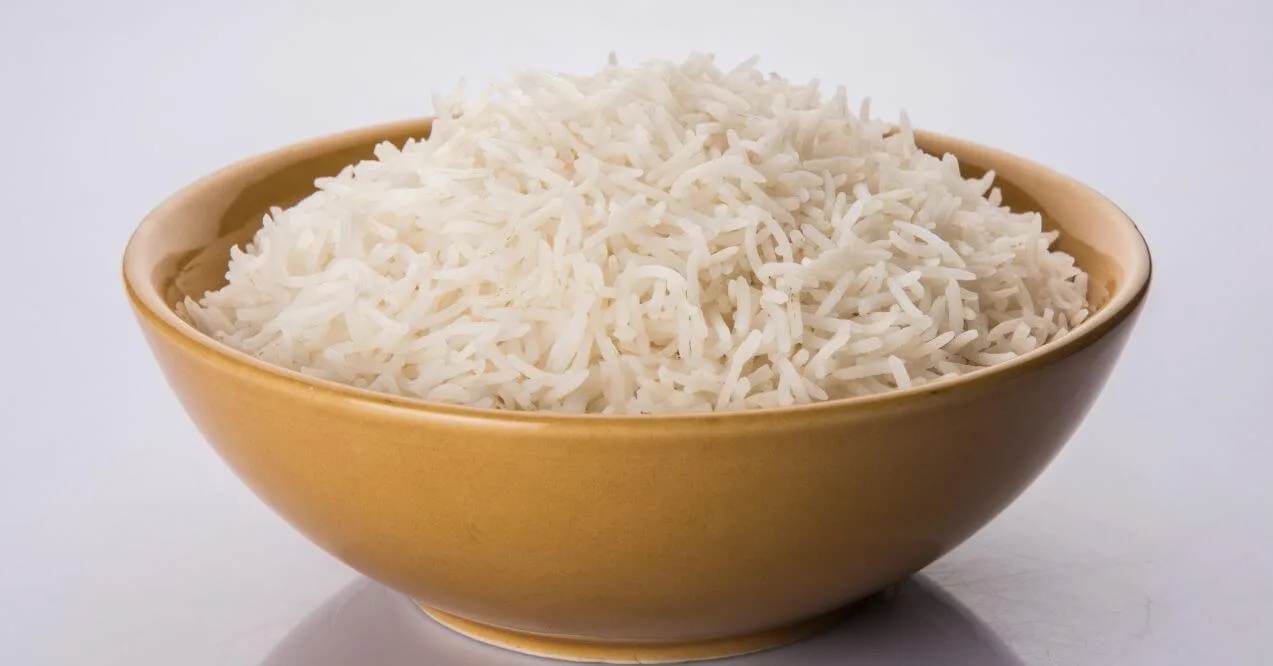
[{"left": 415, "top": 603, "right": 853, "bottom": 664}]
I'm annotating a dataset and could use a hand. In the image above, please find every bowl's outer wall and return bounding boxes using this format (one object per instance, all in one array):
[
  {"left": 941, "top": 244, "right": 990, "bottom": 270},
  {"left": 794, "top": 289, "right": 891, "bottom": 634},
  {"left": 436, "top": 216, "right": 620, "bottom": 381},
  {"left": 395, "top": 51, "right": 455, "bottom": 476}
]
[
  {"left": 126, "top": 119, "right": 1148, "bottom": 642},
  {"left": 134, "top": 308, "right": 1137, "bottom": 640}
]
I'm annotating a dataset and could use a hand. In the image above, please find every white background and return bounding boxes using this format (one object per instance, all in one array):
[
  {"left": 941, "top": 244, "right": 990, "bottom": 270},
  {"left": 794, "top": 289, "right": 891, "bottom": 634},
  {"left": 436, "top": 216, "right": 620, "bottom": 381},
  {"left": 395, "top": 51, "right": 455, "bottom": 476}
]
[{"left": 2, "top": 1, "right": 1271, "bottom": 664}]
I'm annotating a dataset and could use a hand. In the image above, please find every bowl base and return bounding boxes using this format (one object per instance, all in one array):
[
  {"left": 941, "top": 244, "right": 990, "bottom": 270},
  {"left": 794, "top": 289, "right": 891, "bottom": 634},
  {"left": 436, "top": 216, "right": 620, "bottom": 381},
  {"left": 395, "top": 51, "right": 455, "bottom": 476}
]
[
  {"left": 416, "top": 604, "right": 852, "bottom": 664},
  {"left": 417, "top": 606, "right": 855, "bottom": 662}
]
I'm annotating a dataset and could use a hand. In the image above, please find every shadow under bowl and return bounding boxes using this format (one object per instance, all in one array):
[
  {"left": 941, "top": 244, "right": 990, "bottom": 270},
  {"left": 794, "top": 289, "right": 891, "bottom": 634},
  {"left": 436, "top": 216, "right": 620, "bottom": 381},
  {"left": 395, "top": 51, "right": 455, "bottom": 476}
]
[
  {"left": 260, "top": 575, "right": 1023, "bottom": 666},
  {"left": 123, "top": 118, "right": 1150, "bottom": 663}
]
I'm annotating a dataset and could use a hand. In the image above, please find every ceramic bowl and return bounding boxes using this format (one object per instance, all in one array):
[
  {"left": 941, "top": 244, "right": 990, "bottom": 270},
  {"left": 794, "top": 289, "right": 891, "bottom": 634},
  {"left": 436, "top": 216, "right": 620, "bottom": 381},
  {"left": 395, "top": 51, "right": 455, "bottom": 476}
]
[{"left": 123, "top": 118, "right": 1150, "bottom": 663}]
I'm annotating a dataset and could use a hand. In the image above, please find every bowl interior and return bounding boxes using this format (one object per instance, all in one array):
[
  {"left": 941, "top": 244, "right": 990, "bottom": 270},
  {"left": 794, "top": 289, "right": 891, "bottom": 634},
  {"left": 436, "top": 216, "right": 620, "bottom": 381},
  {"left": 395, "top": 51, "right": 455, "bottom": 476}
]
[
  {"left": 149, "top": 120, "right": 432, "bottom": 311},
  {"left": 126, "top": 118, "right": 1147, "bottom": 400}
]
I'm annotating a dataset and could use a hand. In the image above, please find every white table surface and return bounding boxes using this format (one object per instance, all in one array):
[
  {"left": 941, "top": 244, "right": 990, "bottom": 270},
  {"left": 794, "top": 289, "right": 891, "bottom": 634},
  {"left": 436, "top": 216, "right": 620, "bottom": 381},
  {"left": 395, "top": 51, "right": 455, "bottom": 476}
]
[{"left": 3, "top": 1, "right": 1270, "bottom": 664}]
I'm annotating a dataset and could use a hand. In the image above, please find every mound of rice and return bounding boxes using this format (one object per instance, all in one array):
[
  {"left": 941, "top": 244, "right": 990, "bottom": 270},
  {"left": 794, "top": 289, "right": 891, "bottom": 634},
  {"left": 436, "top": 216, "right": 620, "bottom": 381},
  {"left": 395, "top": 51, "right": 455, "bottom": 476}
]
[{"left": 186, "top": 54, "right": 1090, "bottom": 414}]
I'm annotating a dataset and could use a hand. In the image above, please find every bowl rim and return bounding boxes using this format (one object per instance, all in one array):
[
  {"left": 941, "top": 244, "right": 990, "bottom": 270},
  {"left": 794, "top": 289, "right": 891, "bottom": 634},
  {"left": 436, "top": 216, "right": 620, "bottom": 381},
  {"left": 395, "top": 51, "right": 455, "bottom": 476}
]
[{"left": 123, "top": 117, "right": 1152, "bottom": 424}]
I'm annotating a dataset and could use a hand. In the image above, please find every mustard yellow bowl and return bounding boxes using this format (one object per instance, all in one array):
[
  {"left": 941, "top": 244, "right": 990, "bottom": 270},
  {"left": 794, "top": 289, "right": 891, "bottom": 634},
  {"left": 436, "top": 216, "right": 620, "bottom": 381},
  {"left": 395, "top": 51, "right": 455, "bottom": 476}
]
[{"left": 123, "top": 118, "right": 1150, "bottom": 663}]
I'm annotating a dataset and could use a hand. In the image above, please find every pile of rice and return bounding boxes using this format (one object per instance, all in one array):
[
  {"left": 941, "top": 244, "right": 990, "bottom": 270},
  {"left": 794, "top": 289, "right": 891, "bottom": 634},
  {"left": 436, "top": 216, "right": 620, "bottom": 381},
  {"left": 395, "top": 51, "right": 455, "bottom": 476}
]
[{"left": 186, "top": 54, "right": 1090, "bottom": 414}]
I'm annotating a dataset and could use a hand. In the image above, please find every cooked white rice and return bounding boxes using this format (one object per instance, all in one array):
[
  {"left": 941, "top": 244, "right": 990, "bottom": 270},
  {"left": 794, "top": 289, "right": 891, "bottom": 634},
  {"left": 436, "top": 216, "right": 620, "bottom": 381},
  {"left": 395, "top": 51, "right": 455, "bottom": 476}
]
[{"left": 185, "top": 54, "right": 1091, "bottom": 414}]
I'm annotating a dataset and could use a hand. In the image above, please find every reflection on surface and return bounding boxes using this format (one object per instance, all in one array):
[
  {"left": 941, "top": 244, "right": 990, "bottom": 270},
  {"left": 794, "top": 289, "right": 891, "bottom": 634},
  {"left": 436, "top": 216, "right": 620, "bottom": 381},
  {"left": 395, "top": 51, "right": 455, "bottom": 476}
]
[{"left": 261, "top": 576, "right": 1020, "bottom": 666}]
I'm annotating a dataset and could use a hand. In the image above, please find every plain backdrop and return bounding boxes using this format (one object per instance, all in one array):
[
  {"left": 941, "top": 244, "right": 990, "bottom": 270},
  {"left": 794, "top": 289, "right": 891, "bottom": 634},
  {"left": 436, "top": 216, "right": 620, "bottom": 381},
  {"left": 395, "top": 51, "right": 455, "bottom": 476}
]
[{"left": 2, "top": 1, "right": 1271, "bottom": 665}]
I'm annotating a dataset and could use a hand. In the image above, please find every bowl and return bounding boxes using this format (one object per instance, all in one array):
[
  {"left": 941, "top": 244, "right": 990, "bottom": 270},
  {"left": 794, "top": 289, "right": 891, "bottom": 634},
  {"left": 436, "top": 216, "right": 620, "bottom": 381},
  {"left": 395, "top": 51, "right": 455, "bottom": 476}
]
[{"left": 123, "top": 118, "right": 1150, "bottom": 663}]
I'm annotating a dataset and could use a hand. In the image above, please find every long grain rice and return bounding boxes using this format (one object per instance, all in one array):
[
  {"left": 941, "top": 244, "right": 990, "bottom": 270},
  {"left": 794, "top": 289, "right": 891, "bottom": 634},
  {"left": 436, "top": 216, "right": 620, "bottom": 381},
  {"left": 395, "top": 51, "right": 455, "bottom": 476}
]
[{"left": 185, "top": 54, "right": 1091, "bottom": 414}]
